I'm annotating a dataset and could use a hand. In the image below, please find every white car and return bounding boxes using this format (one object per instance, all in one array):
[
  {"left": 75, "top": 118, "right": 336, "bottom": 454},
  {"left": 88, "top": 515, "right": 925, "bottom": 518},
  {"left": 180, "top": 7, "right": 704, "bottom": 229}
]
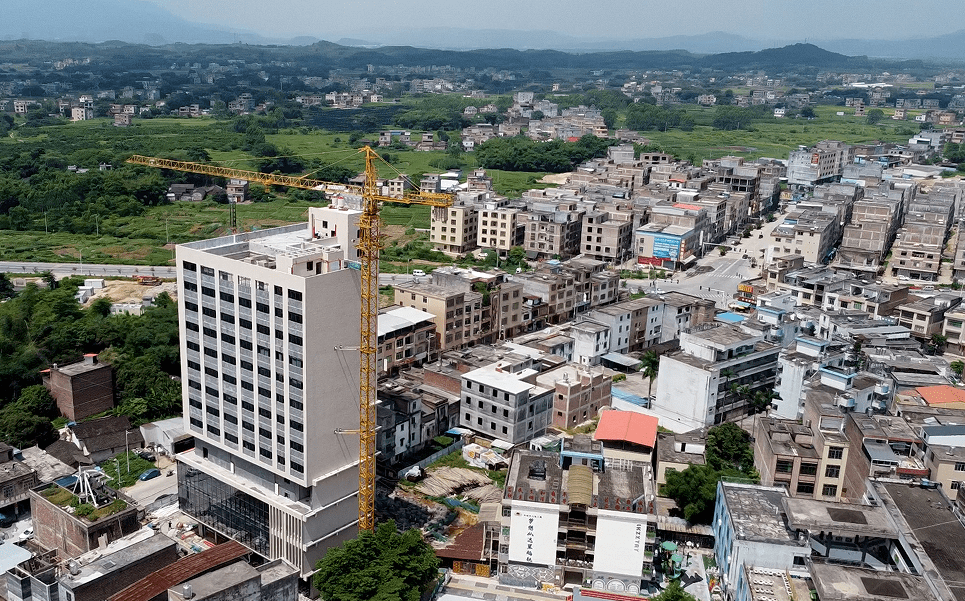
[
  {"left": 18, "top": 527, "right": 33, "bottom": 542},
  {"left": 897, "top": 275, "right": 910, "bottom": 282},
  {"left": 411, "top": 269, "right": 426, "bottom": 278}
]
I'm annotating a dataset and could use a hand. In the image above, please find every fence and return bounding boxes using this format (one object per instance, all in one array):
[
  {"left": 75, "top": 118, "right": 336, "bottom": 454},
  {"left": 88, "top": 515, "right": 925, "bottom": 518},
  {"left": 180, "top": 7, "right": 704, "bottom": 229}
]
[{"left": 396, "top": 440, "right": 465, "bottom": 479}]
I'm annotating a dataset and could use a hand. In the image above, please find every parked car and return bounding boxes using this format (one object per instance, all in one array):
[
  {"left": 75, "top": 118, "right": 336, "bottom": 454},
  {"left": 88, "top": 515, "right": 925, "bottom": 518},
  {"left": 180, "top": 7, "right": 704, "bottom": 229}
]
[
  {"left": 18, "top": 528, "right": 33, "bottom": 542},
  {"left": 411, "top": 269, "right": 426, "bottom": 278},
  {"left": 139, "top": 468, "right": 161, "bottom": 481}
]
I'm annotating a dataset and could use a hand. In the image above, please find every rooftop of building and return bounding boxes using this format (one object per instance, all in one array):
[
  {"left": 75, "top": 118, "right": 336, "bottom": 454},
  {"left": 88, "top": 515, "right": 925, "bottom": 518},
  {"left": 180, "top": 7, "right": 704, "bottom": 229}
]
[
  {"left": 463, "top": 364, "right": 545, "bottom": 396},
  {"left": 849, "top": 413, "right": 919, "bottom": 443},
  {"left": 168, "top": 561, "right": 258, "bottom": 600},
  {"left": 720, "top": 482, "right": 801, "bottom": 545},
  {"left": 876, "top": 482, "right": 965, "bottom": 601},
  {"left": 686, "top": 323, "right": 762, "bottom": 346},
  {"left": 18, "top": 445, "right": 75, "bottom": 483},
  {"left": 70, "top": 416, "right": 145, "bottom": 454},
  {"left": 394, "top": 281, "right": 470, "bottom": 298},
  {"left": 916, "top": 385, "right": 965, "bottom": 406},
  {"left": 181, "top": 221, "right": 347, "bottom": 263},
  {"left": 49, "top": 355, "right": 110, "bottom": 377},
  {"left": 107, "top": 540, "right": 249, "bottom": 601},
  {"left": 377, "top": 305, "right": 436, "bottom": 338},
  {"left": 758, "top": 419, "right": 819, "bottom": 459},
  {"left": 594, "top": 410, "right": 658, "bottom": 450},
  {"left": 66, "top": 534, "right": 177, "bottom": 587},
  {"left": 656, "top": 429, "right": 707, "bottom": 466},
  {"left": 783, "top": 498, "right": 896, "bottom": 539},
  {"left": 809, "top": 563, "right": 936, "bottom": 601}
]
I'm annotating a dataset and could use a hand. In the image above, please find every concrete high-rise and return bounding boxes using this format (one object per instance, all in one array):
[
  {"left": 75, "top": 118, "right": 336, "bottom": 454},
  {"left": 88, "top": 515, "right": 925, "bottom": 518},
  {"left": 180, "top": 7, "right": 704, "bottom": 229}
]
[{"left": 175, "top": 204, "right": 363, "bottom": 577}]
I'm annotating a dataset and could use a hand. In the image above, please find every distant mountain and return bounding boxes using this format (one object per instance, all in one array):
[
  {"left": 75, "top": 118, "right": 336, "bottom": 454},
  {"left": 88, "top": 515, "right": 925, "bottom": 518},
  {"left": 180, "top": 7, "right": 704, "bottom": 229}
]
[{"left": 815, "top": 29, "right": 965, "bottom": 61}]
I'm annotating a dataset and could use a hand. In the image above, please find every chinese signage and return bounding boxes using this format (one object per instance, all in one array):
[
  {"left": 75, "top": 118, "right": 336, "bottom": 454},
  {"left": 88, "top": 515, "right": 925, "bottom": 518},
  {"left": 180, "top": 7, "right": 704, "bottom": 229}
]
[{"left": 508, "top": 502, "right": 559, "bottom": 567}]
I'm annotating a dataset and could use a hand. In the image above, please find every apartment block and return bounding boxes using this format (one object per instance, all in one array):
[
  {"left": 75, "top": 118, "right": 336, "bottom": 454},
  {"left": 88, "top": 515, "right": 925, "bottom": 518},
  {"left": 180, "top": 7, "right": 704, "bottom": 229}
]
[
  {"left": 786, "top": 141, "right": 854, "bottom": 187},
  {"left": 460, "top": 363, "right": 552, "bottom": 445},
  {"left": 766, "top": 209, "right": 841, "bottom": 265},
  {"left": 580, "top": 210, "right": 634, "bottom": 263},
  {"left": 430, "top": 198, "right": 479, "bottom": 255},
  {"left": 175, "top": 204, "right": 364, "bottom": 576},
  {"left": 42, "top": 354, "right": 114, "bottom": 421},
  {"left": 536, "top": 363, "right": 612, "bottom": 429},
  {"left": 478, "top": 203, "right": 525, "bottom": 255},
  {"left": 377, "top": 305, "right": 436, "bottom": 376},
  {"left": 394, "top": 281, "right": 485, "bottom": 351},
  {"left": 522, "top": 203, "right": 584, "bottom": 260},
  {"left": 655, "top": 324, "right": 780, "bottom": 429}
]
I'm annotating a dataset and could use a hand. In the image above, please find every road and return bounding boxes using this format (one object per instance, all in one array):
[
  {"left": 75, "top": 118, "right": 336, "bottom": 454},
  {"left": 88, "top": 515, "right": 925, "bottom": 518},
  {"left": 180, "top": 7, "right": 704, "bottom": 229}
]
[{"left": 0, "top": 261, "right": 417, "bottom": 287}]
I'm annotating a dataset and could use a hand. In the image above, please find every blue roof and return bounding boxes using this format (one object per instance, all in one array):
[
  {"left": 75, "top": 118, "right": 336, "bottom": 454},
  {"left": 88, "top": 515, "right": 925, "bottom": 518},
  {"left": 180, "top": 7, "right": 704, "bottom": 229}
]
[
  {"left": 716, "top": 312, "right": 746, "bottom": 323},
  {"left": 611, "top": 388, "right": 650, "bottom": 406}
]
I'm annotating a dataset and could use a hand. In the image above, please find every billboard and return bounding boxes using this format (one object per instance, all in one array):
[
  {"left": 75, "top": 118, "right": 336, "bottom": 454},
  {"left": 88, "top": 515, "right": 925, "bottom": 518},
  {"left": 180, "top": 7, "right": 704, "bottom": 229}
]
[
  {"left": 508, "top": 502, "right": 559, "bottom": 567},
  {"left": 593, "top": 510, "right": 649, "bottom": 577},
  {"left": 650, "top": 234, "right": 681, "bottom": 260}
]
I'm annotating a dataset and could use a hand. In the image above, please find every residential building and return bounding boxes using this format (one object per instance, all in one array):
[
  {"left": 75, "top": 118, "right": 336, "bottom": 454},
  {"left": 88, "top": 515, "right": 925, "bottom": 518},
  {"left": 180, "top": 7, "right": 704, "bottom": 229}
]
[
  {"left": 841, "top": 412, "right": 927, "bottom": 497},
  {"left": 376, "top": 382, "right": 424, "bottom": 464},
  {"left": 522, "top": 202, "right": 584, "bottom": 260},
  {"left": 569, "top": 319, "right": 611, "bottom": 366},
  {"left": 821, "top": 282, "right": 910, "bottom": 319},
  {"left": 499, "top": 441, "right": 656, "bottom": 593},
  {"left": 919, "top": 424, "right": 965, "bottom": 491},
  {"left": 896, "top": 294, "right": 962, "bottom": 340},
  {"left": 581, "top": 210, "right": 634, "bottom": 263},
  {"left": 57, "top": 535, "right": 180, "bottom": 601},
  {"left": 655, "top": 324, "right": 780, "bottom": 429},
  {"left": 753, "top": 417, "right": 827, "bottom": 499},
  {"left": 66, "top": 416, "right": 144, "bottom": 464},
  {"left": 394, "top": 281, "right": 485, "bottom": 351},
  {"left": 42, "top": 354, "right": 114, "bottom": 421},
  {"left": 376, "top": 306, "right": 436, "bottom": 376},
  {"left": 766, "top": 209, "right": 841, "bottom": 265},
  {"left": 174, "top": 205, "right": 366, "bottom": 576},
  {"left": 165, "top": 559, "right": 299, "bottom": 601},
  {"left": 712, "top": 482, "right": 809, "bottom": 597},
  {"left": 460, "top": 362, "right": 552, "bottom": 445},
  {"left": 430, "top": 197, "right": 479, "bottom": 255},
  {"left": 657, "top": 292, "right": 716, "bottom": 343},
  {"left": 478, "top": 203, "right": 525, "bottom": 255},
  {"left": 655, "top": 429, "right": 706, "bottom": 487},
  {"left": 786, "top": 141, "right": 854, "bottom": 186},
  {"left": 593, "top": 410, "right": 657, "bottom": 471},
  {"left": 536, "top": 363, "right": 611, "bottom": 429}
]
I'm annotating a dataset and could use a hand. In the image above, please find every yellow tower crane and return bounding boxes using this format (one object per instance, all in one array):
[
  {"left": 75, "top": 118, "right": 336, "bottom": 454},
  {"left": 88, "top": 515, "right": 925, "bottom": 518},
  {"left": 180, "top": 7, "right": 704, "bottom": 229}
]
[{"left": 128, "top": 148, "right": 452, "bottom": 532}]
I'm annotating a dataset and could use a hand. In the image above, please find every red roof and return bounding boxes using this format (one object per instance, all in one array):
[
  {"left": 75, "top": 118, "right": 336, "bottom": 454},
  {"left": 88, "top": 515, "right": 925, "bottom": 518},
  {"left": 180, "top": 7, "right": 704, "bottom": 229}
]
[
  {"left": 108, "top": 540, "right": 248, "bottom": 601},
  {"left": 673, "top": 203, "right": 702, "bottom": 211},
  {"left": 917, "top": 385, "right": 965, "bottom": 405},
  {"left": 594, "top": 411, "right": 658, "bottom": 449}
]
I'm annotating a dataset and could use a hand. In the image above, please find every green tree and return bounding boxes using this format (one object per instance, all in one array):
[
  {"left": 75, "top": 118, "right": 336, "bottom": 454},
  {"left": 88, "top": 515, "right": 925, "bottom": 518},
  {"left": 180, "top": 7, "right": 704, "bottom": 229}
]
[
  {"left": 0, "top": 274, "right": 14, "bottom": 300},
  {"left": 313, "top": 520, "right": 440, "bottom": 601},
  {"left": 662, "top": 464, "right": 720, "bottom": 523},
  {"left": 866, "top": 108, "right": 885, "bottom": 125},
  {"left": 641, "top": 350, "right": 660, "bottom": 396},
  {"left": 951, "top": 360, "right": 964, "bottom": 380},
  {"left": 800, "top": 106, "right": 816, "bottom": 119},
  {"left": 706, "top": 422, "right": 755, "bottom": 475}
]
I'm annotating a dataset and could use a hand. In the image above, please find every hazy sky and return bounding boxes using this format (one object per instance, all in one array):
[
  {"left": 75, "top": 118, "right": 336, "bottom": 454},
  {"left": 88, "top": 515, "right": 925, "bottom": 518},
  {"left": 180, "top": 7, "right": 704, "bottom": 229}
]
[{"left": 141, "top": 0, "right": 963, "bottom": 41}]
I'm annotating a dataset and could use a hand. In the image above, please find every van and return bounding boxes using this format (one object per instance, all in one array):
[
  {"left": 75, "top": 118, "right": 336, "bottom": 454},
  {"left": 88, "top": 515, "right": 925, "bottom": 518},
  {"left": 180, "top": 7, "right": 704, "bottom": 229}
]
[{"left": 411, "top": 269, "right": 426, "bottom": 278}]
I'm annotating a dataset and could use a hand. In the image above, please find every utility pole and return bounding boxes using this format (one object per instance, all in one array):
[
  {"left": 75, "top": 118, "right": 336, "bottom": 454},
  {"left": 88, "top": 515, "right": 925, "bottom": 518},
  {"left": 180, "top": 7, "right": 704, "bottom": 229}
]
[{"left": 125, "top": 430, "right": 130, "bottom": 474}]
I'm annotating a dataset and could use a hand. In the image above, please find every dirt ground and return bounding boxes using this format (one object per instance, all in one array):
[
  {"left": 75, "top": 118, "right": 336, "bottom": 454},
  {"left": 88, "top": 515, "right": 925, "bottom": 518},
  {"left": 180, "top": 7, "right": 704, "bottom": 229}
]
[{"left": 84, "top": 279, "right": 179, "bottom": 307}]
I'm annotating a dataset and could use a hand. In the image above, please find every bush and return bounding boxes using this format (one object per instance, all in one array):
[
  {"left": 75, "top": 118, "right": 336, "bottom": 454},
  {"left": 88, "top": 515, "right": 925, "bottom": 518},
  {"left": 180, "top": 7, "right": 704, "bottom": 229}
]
[{"left": 74, "top": 503, "right": 94, "bottom": 517}]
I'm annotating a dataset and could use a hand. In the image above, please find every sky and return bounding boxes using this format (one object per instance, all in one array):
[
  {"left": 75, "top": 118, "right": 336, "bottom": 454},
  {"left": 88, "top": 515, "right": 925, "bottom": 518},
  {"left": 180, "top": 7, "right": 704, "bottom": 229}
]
[{"left": 140, "top": 0, "right": 963, "bottom": 42}]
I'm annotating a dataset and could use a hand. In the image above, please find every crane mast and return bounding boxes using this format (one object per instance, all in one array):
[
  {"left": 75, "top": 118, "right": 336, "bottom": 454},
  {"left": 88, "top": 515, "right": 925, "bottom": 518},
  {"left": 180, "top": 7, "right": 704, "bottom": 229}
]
[{"left": 128, "top": 148, "right": 451, "bottom": 533}]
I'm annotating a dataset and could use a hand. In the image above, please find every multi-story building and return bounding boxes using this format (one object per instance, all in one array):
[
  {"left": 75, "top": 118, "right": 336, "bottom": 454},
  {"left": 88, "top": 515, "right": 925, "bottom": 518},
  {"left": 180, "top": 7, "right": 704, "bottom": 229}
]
[
  {"left": 580, "top": 210, "right": 634, "bottom": 264},
  {"left": 460, "top": 362, "right": 552, "bottom": 445},
  {"left": 766, "top": 209, "right": 841, "bottom": 265},
  {"left": 499, "top": 440, "right": 655, "bottom": 593},
  {"left": 896, "top": 294, "right": 962, "bottom": 340},
  {"left": 430, "top": 197, "right": 479, "bottom": 255},
  {"left": 536, "top": 363, "right": 612, "bottom": 429},
  {"left": 394, "top": 281, "right": 485, "bottom": 351},
  {"left": 522, "top": 203, "right": 584, "bottom": 260},
  {"left": 655, "top": 324, "right": 780, "bottom": 429},
  {"left": 657, "top": 292, "right": 716, "bottom": 343},
  {"left": 919, "top": 424, "right": 965, "bottom": 491},
  {"left": 429, "top": 266, "right": 526, "bottom": 341},
  {"left": 376, "top": 305, "right": 436, "bottom": 376},
  {"left": 786, "top": 140, "right": 854, "bottom": 187},
  {"left": 478, "top": 203, "right": 525, "bottom": 255},
  {"left": 712, "top": 482, "right": 810, "bottom": 597},
  {"left": 754, "top": 417, "right": 827, "bottom": 499},
  {"left": 175, "top": 205, "right": 364, "bottom": 577},
  {"left": 833, "top": 196, "right": 903, "bottom": 277},
  {"left": 42, "top": 354, "right": 114, "bottom": 421}
]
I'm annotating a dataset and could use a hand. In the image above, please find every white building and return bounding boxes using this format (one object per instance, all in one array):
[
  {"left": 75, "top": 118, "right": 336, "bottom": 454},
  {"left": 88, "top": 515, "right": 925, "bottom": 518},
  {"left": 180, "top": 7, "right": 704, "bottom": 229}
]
[
  {"left": 712, "top": 482, "right": 809, "bottom": 597},
  {"left": 175, "top": 205, "right": 366, "bottom": 577},
  {"left": 655, "top": 324, "right": 779, "bottom": 429},
  {"left": 461, "top": 363, "right": 553, "bottom": 445},
  {"left": 569, "top": 319, "right": 611, "bottom": 366}
]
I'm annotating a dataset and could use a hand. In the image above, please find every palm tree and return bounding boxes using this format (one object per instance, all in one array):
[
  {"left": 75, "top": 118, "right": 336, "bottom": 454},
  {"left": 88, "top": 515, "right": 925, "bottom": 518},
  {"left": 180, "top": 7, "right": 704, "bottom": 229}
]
[
  {"left": 641, "top": 350, "right": 660, "bottom": 397},
  {"left": 751, "top": 390, "right": 781, "bottom": 415}
]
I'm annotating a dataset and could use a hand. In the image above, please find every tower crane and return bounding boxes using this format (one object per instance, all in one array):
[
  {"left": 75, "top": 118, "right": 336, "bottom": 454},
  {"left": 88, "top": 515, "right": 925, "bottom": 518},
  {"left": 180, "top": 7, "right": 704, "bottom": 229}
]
[{"left": 128, "top": 148, "right": 452, "bottom": 532}]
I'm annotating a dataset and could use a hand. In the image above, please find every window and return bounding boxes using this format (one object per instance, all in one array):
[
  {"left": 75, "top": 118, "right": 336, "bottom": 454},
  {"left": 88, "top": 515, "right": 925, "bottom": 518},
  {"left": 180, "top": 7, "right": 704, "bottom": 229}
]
[
  {"left": 796, "top": 482, "right": 815, "bottom": 495},
  {"left": 239, "top": 297, "right": 252, "bottom": 308},
  {"left": 240, "top": 318, "right": 252, "bottom": 330},
  {"left": 221, "top": 313, "right": 235, "bottom": 324},
  {"left": 203, "top": 327, "right": 217, "bottom": 338},
  {"left": 291, "top": 441, "right": 304, "bottom": 453},
  {"left": 952, "top": 481, "right": 962, "bottom": 490},
  {"left": 257, "top": 324, "right": 270, "bottom": 335},
  {"left": 290, "top": 399, "right": 303, "bottom": 411},
  {"left": 799, "top": 463, "right": 818, "bottom": 476},
  {"left": 822, "top": 484, "right": 838, "bottom": 497},
  {"left": 256, "top": 302, "right": 270, "bottom": 314},
  {"left": 289, "top": 312, "right": 303, "bottom": 324},
  {"left": 220, "top": 291, "right": 234, "bottom": 302},
  {"left": 291, "top": 421, "right": 303, "bottom": 432},
  {"left": 291, "top": 461, "right": 304, "bottom": 473},
  {"left": 955, "top": 462, "right": 965, "bottom": 472},
  {"left": 185, "top": 301, "right": 198, "bottom": 313},
  {"left": 201, "top": 266, "right": 214, "bottom": 277},
  {"left": 775, "top": 460, "right": 794, "bottom": 474},
  {"left": 186, "top": 341, "right": 200, "bottom": 352},
  {"left": 827, "top": 446, "right": 844, "bottom": 460},
  {"left": 825, "top": 465, "right": 840, "bottom": 479},
  {"left": 222, "top": 332, "right": 235, "bottom": 345},
  {"left": 289, "top": 356, "right": 303, "bottom": 368},
  {"left": 186, "top": 321, "right": 199, "bottom": 332},
  {"left": 289, "top": 334, "right": 303, "bottom": 346},
  {"left": 240, "top": 339, "right": 253, "bottom": 350},
  {"left": 241, "top": 380, "right": 254, "bottom": 391},
  {"left": 290, "top": 378, "right": 303, "bottom": 390},
  {"left": 183, "top": 261, "right": 197, "bottom": 272},
  {"left": 288, "top": 290, "right": 302, "bottom": 301},
  {"left": 243, "top": 440, "right": 255, "bottom": 451},
  {"left": 201, "top": 286, "right": 215, "bottom": 298}
]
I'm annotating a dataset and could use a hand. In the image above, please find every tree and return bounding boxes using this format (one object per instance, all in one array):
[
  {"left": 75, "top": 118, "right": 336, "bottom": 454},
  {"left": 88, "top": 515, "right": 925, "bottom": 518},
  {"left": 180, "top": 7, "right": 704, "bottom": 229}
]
[
  {"left": 951, "top": 360, "right": 964, "bottom": 380},
  {"left": 653, "top": 580, "right": 697, "bottom": 601},
  {"left": 0, "top": 273, "right": 14, "bottom": 300},
  {"left": 706, "top": 422, "right": 755, "bottom": 474},
  {"left": 800, "top": 106, "right": 816, "bottom": 119},
  {"left": 662, "top": 464, "right": 720, "bottom": 523},
  {"left": 866, "top": 108, "right": 885, "bottom": 125},
  {"left": 313, "top": 520, "right": 440, "bottom": 601},
  {"left": 930, "top": 333, "right": 948, "bottom": 355},
  {"left": 641, "top": 351, "right": 660, "bottom": 396}
]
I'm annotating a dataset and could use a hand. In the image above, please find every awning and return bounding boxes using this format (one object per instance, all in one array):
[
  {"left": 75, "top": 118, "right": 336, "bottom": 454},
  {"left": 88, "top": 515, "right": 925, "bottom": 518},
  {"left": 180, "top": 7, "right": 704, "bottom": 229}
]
[
  {"left": 602, "top": 352, "right": 642, "bottom": 369},
  {"left": 682, "top": 255, "right": 698, "bottom": 265},
  {"left": 730, "top": 301, "right": 752, "bottom": 308}
]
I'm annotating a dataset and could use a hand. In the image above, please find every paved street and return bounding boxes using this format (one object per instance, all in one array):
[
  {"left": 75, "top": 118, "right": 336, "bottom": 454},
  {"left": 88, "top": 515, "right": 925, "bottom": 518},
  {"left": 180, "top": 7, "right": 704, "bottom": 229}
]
[{"left": 0, "top": 261, "right": 177, "bottom": 279}]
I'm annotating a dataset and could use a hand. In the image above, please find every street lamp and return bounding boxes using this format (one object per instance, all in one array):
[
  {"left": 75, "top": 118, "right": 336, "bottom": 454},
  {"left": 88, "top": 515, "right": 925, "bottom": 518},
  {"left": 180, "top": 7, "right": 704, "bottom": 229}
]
[{"left": 125, "top": 430, "right": 130, "bottom": 474}]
